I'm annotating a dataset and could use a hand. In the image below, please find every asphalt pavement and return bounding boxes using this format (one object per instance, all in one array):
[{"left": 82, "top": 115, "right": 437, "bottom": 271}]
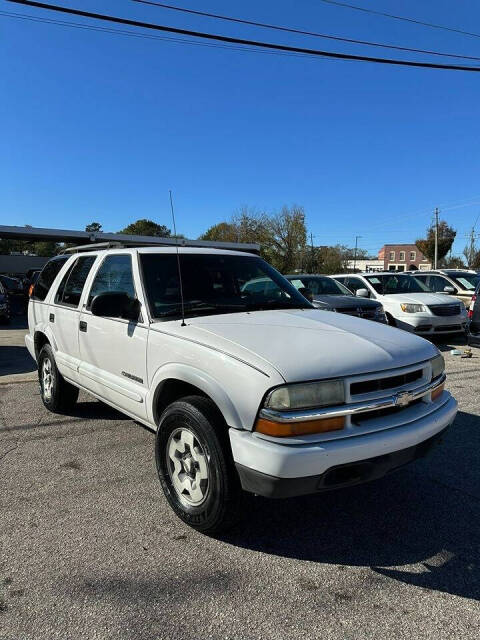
[{"left": 1, "top": 330, "right": 479, "bottom": 639}]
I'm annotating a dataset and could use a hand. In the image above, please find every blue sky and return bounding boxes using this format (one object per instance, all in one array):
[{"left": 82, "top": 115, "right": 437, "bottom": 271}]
[{"left": 2, "top": 0, "right": 480, "bottom": 257}]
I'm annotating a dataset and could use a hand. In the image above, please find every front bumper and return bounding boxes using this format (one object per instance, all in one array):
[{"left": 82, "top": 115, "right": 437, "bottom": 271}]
[
  {"left": 229, "top": 393, "right": 457, "bottom": 498},
  {"left": 395, "top": 314, "right": 467, "bottom": 335}
]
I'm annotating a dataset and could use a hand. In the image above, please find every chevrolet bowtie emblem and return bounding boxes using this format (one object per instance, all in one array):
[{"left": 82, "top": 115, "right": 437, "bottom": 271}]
[{"left": 395, "top": 391, "right": 412, "bottom": 407}]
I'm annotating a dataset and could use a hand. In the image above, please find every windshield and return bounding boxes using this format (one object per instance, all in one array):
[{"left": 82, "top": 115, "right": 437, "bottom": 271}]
[
  {"left": 448, "top": 272, "right": 479, "bottom": 290},
  {"left": 288, "top": 276, "right": 353, "bottom": 296},
  {"left": 365, "top": 274, "right": 431, "bottom": 295},
  {"left": 140, "top": 253, "right": 312, "bottom": 320}
]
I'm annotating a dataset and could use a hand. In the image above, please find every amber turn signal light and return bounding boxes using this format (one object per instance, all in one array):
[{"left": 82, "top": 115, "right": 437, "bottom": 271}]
[
  {"left": 28, "top": 284, "right": 34, "bottom": 297},
  {"left": 431, "top": 383, "right": 444, "bottom": 402},
  {"left": 255, "top": 416, "right": 345, "bottom": 437}
]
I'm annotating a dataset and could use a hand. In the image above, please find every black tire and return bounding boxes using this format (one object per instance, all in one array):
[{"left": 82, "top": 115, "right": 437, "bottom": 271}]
[
  {"left": 38, "top": 344, "right": 79, "bottom": 413},
  {"left": 155, "top": 395, "right": 241, "bottom": 534}
]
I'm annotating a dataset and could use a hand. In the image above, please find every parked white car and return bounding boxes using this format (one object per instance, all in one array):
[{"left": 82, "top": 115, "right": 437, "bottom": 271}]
[
  {"left": 331, "top": 272, "right": 467, "bottom": 336},
  {"left": 27, "top": 246, "right": 457, "bottom": 532}
]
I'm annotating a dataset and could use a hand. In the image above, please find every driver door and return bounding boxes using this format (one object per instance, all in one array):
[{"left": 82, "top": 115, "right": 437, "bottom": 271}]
[{"left": 78, "top": 253, "right": 148, "bottom": 420}]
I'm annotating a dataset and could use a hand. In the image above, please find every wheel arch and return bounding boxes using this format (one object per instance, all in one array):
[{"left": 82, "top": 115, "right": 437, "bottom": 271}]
[
  {"left": 149, "top": 364, "right": 243, "bottom": 430},
  {"left": 34, "top": 330, "right": 51, "bottom": 359}
]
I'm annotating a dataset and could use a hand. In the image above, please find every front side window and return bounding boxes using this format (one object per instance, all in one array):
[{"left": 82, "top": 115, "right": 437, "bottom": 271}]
[
  {"left": 428, "top": 275, "right": 451, "bottom": 292},
  {"left": 345, "top": 277, "right": 367, "bottom": 294},
  {"left": 289, "top": 277, "right": 353, "bottom": 296},
  {"left": 140, "top": 253, "right": 311, "bottom": 320},
  {"left": 33, "top": 256, "right": 69, "bottom": 301},
  {"left": 55, "top": 256, "right": 96, "bottom": 307},
  {"left": 87, "top": 255, "right": 135, "bottom": 308}
]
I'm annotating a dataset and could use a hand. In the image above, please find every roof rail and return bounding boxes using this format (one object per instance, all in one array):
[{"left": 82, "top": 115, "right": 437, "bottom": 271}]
[
  {"left": 60, "top": 239, "right": 261, "bottom": 254},
  {"left": 61, "top": 242, "right": 124, "bottom": 254}
]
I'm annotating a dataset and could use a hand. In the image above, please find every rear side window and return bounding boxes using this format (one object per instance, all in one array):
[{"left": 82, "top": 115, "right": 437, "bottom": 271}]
[
  {"left": 87, "top": 255, "right": 135, "bottom": 308},
  {"left": 55, "top": 256, "right": 96, "bottom": 307},
  {"left": 32, "top": 257, "right": 69, "bottom": 301}
]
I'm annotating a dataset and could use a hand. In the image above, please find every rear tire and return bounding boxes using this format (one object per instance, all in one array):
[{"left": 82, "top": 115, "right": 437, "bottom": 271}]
[
  {"left": 155, "top": 395, "right": 241, "bottom": 534},
  {"left": 38, "top": 344, "right": 79, "bottom": 413}
]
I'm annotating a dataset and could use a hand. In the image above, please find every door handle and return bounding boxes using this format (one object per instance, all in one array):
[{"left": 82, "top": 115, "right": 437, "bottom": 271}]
[
  {"left": 79, "top": 321, "right": 87, "bottom": 333},
  {"left": 49, "top": 313, "right": 55, "bottom": 323}
]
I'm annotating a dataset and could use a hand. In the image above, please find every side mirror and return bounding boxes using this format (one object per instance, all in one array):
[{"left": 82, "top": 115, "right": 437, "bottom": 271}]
[
  {"left": 356, "top": 288, "right": 369, "bottom": 298},
  {"left": 444, "top": 286, "right": 456, "bottom": 294},
  {"left": 298, "top": 286, "right": 314, "bottom": 302},
  {"left": 91, "top": 292, "right": 140, "bottom": 321}
]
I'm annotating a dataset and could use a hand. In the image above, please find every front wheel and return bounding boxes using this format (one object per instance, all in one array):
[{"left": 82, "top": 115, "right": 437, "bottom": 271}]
[
  {"left": 155, "top": 395, "right": 241, "bottom": 534},
  {"left": 38, "top": 344, "right": 79, "bottom": 413}
]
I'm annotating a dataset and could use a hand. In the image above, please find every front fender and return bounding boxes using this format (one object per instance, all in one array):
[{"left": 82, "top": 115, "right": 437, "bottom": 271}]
[{"left": 147, "top": 362, "right": 244, "bottom": 429}]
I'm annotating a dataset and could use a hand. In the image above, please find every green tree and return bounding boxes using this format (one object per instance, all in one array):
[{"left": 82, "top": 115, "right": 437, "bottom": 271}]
[
  {"left": 199, "top": 221, "right": 238, "bottom": 242},
  {"left": 443, "top": 255, "right": 466, "bottom": 269},
  {"left": 120, "top": 219, "right": 171, "bottom": 237},
  {"left": 265, "top": 205, "right": 307, "bottom": 273},
  {"left": 85, "top": 222, "right": 102, "bottom": 233},
  {"left": 33, "top": 241, "right": 59, "bottom": 257},
  {"left": 416, "top": 220, "right": 456, "bottom": 264}
]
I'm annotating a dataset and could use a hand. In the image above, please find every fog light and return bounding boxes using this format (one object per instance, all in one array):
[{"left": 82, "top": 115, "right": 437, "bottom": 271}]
[{"left": 255, "top": 416, "right": 345, "bottom": 437}]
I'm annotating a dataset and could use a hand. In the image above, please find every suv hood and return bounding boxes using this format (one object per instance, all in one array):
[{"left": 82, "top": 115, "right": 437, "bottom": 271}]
[
  {"left": 166, "top": 309, "right": 438, "bottom": 382},
  {"left": 379, "top": 292, "right": 462, "bottom": 306},
  {"left": 313, "top": 295, "right": 381, "bottom": 310}
]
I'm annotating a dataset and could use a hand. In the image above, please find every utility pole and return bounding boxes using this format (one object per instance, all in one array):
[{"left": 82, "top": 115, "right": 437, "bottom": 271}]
[
  {"left": 310, "top": 232, "right": 315, "bottom": 273},
  {"left": 353, "top": 235, "right": 362, "bottom": 272},
  {"left": 434, "top": 207, "right": 439, "bottom": 269}
]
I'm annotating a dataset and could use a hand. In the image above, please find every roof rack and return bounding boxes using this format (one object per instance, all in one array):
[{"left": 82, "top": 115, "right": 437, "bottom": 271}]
[{"left": 60, "top": 239, "right": 261, "bottom": 254}]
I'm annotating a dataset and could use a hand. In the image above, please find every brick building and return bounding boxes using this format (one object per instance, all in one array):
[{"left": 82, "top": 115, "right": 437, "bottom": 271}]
[{"left": 378, "top": 244, "right": 431, "bottom": 272}]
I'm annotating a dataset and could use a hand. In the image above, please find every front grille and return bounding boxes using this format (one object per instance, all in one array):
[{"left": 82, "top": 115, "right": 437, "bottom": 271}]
[
  {"left": 350, "top": 369, "right": 423, "bottom": 396},
  {"left": 360, "top": 310, "right": 377, "bottom": 319},
  {"left": 352, "top": 398, "right": 422, "bottom": 425},
  {"left": 336, "top": 307, "right": 360, "bottom": 316},
  {"left": 434, "top": 324, "right": 462, "bottom": 332},
  {"left": 428, "top": 304, "right": 461, "bottom": 316}
]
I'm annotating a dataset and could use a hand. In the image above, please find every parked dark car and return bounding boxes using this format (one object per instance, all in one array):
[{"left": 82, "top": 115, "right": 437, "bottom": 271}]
[
  {"left": 0, "top": 274, "right": 24, "bottom": 295},
  {"left": 0, "top": 281, "right": 10, "bottom": 323},
  {"left": 285, "top": 274, "right": 387, "bottom": 322},
  {"left": 468, "top": 282, "right": 480, "bottom": 346}
]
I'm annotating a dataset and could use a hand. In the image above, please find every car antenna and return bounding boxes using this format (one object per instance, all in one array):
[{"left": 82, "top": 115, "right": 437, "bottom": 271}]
[{"left": 169, "top": 190, "right": 186, "bottom": 327}]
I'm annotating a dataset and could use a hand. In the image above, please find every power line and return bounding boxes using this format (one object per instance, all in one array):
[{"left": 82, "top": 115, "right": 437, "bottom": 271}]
[
  {"left": 132, "top": 0, "right": 480, "bottom": 62},
  {"left": 318, "top": 0, "right": 480, "bottom": 40},
  {"left": 0, "top": 10, "right": 315, "bottom": 58},
  {"left": 7, "top": 0, "right": 480, "bottom": 72}
]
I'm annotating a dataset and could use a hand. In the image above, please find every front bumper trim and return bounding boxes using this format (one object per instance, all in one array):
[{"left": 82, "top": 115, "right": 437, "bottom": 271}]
[{"left": 236, "top": 426, "right": 449, "bottom": 498}]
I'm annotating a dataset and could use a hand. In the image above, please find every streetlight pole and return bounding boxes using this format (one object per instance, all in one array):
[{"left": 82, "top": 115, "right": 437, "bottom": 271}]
[
  {"left": 353, "top": 235, "right": 362, "bottom": 272},
  {"left": 434, "top": 207, "right": 439, "bottom": 269}
]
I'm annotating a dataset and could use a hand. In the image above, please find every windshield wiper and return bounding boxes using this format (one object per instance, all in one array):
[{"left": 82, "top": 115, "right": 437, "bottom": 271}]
[{"left": 156, "top": 301, "right": 249, "bottom": 318}]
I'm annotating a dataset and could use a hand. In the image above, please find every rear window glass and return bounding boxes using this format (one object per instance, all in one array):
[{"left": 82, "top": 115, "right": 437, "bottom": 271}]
[
  {"left": 55, "top": 256, "right": 96, "bottom": 307},
  {"left": 32, "top": 257, "right": 69, "bottom": 301}
]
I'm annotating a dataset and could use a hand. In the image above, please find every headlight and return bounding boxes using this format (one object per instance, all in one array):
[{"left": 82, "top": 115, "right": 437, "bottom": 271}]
[
  {"left": 400, "top": 303, "right": 426, "bottom": 313},
  {"left": 431, "top": 354, "right": 445, "bottom": 380},
  {"left": 375, "top": 305, "right": 385, "bottom": 315},
  {"left": 264, "top": 380, "right": 345, "bottom": 411}
]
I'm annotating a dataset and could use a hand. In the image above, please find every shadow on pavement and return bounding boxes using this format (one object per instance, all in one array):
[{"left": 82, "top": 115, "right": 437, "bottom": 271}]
[
  {"left": 219, "top": 410, "right": 480, "bottom": 601},
  {"left": 0, "top": 345, "right": 36, "bottom": 375}
]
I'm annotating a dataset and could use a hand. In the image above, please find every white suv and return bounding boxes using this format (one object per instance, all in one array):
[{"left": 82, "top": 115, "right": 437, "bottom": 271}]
[
  {"left": 331, "top": 272, "right": 467, "bottom": 336},
  {"left": 27, "top": 246, "right": 457, "bottom": 532}
]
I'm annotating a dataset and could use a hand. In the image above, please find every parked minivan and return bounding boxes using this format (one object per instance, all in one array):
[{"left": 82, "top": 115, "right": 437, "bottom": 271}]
[{"left": 331, "top": 272, "right": 467, "bottom": 335}]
